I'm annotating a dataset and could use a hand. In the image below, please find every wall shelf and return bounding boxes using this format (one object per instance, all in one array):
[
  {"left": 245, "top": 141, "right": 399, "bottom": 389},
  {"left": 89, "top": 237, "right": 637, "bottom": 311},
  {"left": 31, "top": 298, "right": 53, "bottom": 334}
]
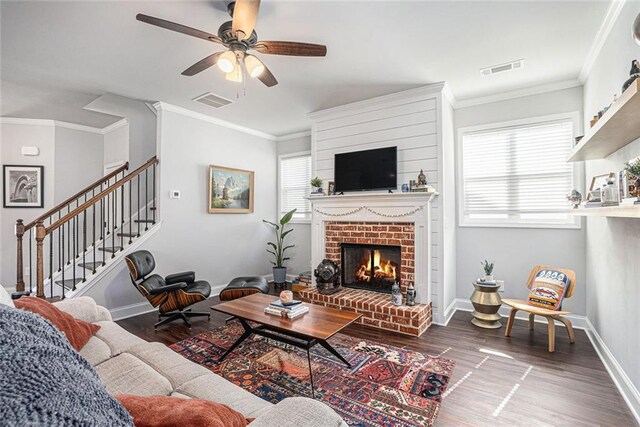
[
  {"left": 567, "top": 204, "right": 640, "bottom": 218},
  {"left": 568, "top": 79, "right": 640, "bottom": 162}
]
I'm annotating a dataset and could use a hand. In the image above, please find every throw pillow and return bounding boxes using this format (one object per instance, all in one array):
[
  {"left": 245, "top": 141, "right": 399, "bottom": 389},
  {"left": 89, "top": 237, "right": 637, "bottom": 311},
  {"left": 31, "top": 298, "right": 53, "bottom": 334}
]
[
  {"left": 0, "top": 285, "right": 14, "bottom": 307},
  {"left": 527, "top": 269, "right": 570, "bottom": 311},
  {"left": 14, "top": 296, "right": 100, "bottom": 351},
  {"left": 115, "top": 394, "right": 249, "bottom": 427}
]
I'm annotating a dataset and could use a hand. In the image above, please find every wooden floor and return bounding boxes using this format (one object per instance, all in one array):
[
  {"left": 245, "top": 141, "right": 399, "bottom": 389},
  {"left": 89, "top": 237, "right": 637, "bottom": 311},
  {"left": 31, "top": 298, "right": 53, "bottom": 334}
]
[{"left": 118, "top": 295, "right": 637, "bottom": 426}]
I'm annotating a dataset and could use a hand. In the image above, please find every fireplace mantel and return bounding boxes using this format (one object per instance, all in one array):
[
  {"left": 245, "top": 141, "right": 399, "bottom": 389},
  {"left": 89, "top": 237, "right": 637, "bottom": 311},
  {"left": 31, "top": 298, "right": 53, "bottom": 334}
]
[{"left": 309, "top": 192, "right": 438, "bottom": 306}]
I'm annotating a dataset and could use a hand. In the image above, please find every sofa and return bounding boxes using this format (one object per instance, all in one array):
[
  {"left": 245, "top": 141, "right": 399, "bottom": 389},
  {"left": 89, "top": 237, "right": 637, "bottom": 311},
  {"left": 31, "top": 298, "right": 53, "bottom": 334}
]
[{"left": 49, "top": 296, "right": 347, "bottom": 426}]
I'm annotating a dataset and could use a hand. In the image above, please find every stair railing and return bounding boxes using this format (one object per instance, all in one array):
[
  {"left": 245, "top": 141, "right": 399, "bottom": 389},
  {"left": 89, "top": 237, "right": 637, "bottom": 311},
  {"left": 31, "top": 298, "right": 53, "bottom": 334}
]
[{"left": 16, "top": 157, "right": 158, "bottom": 299}]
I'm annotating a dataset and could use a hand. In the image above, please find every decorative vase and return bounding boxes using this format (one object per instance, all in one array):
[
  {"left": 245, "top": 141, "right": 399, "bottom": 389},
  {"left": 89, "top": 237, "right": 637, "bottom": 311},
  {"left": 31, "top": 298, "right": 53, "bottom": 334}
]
[
  {"left": 391, "top": 281, "right": 403, "bottom": 306},
  {"left": 470, "top": 281, "right": 503, "bottom": 329},
  {"left": 622, "top": 60, "right": 640, "bottom": 93},
  {"left": 273, "top": 267, "right": 287, "bottom": 285},
  {"left": 406, "top": 283, "right": 416, "bottom": 306},
  {"left": 401, "top": 183, "right": 409, "bottom": 193}
]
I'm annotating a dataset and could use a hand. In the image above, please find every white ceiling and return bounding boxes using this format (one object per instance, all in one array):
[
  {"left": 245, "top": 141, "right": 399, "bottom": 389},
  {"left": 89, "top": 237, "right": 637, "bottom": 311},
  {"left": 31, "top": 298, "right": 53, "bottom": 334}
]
[{"left": 1, "top": 1, "right": 610, "bottom": 136}]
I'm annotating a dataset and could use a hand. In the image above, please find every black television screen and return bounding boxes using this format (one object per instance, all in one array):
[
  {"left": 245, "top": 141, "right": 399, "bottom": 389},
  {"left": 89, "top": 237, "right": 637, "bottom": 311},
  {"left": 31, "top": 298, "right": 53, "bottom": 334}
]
[{"left": 334, "top": 147, "right": 397, "bottom": 192}]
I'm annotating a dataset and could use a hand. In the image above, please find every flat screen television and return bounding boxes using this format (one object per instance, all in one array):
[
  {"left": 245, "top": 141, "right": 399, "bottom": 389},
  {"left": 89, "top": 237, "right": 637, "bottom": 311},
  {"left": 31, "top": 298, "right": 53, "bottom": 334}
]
[{"left": 334, "top": 146, "right": 397, "bottom": 193}]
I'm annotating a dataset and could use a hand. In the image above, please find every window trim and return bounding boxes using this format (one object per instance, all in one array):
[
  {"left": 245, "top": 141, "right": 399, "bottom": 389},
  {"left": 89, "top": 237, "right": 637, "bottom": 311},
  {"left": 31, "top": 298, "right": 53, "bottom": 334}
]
[
  {"left": 457, "top": 112, "right": 583, "bottom": 230},
  {"left": 278, "top": 150, "right": 312, "bottom": 224}
]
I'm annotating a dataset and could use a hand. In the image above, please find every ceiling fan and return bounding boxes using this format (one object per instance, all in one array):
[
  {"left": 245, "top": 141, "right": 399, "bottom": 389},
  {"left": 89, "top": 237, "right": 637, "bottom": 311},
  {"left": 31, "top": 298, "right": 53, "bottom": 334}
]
[{"left": 136, "top": 0, "right": 327, "bottom": 88}]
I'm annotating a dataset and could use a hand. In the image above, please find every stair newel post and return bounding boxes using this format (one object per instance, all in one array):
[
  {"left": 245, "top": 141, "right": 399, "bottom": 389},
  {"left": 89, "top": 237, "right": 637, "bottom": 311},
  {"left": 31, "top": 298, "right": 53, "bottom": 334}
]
[
  {"left": 15, "top": 219, "right": 25, "bottom": 292},
  {"left": 29, "top": 228, "right": 33, "bottom": 293},
  {"left": 35, "top": 220, "right": 46, "bottom": 299}
]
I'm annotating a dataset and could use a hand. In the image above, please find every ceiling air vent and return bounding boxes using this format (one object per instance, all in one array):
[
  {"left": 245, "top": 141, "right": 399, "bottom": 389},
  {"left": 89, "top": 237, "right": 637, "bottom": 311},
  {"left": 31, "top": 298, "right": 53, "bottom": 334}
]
[
  {"left": 193, "top": 92, "right": 233, "bottom": 109},
  {"left": 480, "top": 59, "right": 524, "bottom": 77}
]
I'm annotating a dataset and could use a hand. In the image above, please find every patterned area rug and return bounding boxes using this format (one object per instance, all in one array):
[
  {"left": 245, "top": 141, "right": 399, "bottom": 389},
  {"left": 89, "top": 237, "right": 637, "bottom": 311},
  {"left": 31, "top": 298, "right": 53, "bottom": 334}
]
[{"left": 170, "top": 322, "right": 455, "bottom": 426}]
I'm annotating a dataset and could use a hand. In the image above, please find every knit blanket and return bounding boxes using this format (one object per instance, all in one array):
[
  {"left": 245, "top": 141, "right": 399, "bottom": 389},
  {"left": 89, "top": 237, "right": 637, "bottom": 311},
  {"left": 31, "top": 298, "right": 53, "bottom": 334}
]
[{"left": 0, "top": 304, "right": 133, "bottom": 426}]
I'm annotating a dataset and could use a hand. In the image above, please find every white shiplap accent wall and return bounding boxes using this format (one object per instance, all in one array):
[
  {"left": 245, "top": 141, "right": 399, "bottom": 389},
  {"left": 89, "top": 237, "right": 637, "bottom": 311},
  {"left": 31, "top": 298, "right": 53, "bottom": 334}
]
[{"left": 309, "top": 83, "right": 456, "bottom": 324}]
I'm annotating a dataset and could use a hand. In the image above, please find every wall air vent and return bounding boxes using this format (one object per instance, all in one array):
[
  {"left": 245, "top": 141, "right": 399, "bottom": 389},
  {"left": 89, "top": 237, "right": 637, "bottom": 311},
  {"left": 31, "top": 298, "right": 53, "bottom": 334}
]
[
  {"left": 193, "top": 92, "right": 233, "bottom": 109},
  {"left": 480, "top": 59, "right": 524, "bottom": 77}
]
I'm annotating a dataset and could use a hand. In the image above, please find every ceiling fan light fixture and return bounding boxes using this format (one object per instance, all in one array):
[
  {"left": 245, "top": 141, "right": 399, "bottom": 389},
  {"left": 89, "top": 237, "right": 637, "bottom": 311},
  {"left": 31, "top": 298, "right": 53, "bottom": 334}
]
[
  {"left": 225, "top": 62, "right": 243, "bottom": 82},
  {"left": 244, "top": 54, "right": 265, "bottom": 77},
  {"left": 218, "top": 50, "right": 237, "bottom": 73}
]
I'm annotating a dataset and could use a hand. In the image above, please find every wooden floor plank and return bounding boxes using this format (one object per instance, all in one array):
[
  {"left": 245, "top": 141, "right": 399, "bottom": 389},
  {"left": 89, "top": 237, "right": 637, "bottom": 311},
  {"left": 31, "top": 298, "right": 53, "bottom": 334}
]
[{"left": 116, "top": 295, "right": 637, "bottom": 426}]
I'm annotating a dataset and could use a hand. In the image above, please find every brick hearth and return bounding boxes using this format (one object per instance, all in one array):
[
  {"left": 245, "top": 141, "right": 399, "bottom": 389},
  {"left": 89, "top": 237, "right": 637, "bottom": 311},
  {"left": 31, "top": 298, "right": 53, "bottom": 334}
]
[{"left": 299, "top": 287, "right": 432, "bottom": 337}]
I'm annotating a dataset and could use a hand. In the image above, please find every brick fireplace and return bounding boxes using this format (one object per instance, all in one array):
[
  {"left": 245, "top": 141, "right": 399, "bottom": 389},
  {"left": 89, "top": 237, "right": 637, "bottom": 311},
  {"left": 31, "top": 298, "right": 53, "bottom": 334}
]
[{"left": 301, "top": 193, "right": 437, "bottom": 336}]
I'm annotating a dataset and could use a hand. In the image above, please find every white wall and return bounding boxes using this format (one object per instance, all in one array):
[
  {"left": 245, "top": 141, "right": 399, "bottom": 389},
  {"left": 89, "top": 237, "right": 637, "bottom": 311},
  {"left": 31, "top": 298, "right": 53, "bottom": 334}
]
[
  {"left": 54, "top": 126, "right": 104, "bottom": 204},
  {"left": 84, "top": 107, "right": 278, "bottom": 310},
  {"left": 582, "top": 0, "right": 640, "bottom": 405},
  {"left": 0, "top": 123, "right": 56, "bottom": 287},
  {"left": 104, "top": 122, "right": 129, "bottom": 166},
  {"left": 454, "top": 86, "right": 587, "bottom": 316},
  {"left": 277, "top": 134, "right": 312, "bottom": 276}
]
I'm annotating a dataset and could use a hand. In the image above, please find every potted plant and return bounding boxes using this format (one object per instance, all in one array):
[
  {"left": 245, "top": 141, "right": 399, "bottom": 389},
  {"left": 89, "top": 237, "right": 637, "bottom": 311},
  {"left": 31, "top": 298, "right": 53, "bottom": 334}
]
[
  {"left": 624, "top": 158, "right": 640, "bottom": 202},
  {"left": 310, "top": 177, "right": 324, "bottom": 194},
  {"left": 263, "top": 209, "right": 296, "bottom": 284},
  {"left": 481, "top": 260, "right": 494, "bottom": 281}
]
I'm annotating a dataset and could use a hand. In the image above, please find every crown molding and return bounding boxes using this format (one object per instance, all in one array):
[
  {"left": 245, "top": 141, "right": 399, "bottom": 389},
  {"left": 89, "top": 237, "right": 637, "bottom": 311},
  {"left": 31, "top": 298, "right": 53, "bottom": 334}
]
[
  {"left": 276, "top": 130, "right": 311, "bottom": 142},
  {"left": 308, "top": 82, "right": 448, "bottom": 122},
  {"left": 454, "top": 79, "right": 583, "bottom": 109},
  {"left": 153, "top": 102, "right": 277, "bottom": 141},
  {"left": 579, "top": 0, "right": 627, "bottom": 83},
  {"left": 0, "top": 117, "right": 128, "bottom": 135}
]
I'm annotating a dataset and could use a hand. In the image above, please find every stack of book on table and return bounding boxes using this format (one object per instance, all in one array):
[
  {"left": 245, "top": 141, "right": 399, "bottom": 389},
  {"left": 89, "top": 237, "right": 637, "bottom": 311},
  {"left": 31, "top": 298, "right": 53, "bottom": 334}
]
[
  {"left": 264, "top": 299, "right": 309, "bottom": 319},
  {"left": 292, "top": 271, "right": 312, "bottom": 286}
]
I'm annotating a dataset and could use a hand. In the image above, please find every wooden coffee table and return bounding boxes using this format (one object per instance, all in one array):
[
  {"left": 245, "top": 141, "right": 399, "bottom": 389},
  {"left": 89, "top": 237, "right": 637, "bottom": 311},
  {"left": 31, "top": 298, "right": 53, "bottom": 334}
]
[{"left": 211, "top": 293, "right": 361, "bottom": 398}]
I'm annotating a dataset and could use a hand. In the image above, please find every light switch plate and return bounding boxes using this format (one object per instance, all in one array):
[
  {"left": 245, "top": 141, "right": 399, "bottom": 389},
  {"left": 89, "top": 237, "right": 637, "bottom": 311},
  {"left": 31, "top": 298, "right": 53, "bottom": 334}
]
[{"left": 170, "top": 190, "right": 181, "bottom": 199}]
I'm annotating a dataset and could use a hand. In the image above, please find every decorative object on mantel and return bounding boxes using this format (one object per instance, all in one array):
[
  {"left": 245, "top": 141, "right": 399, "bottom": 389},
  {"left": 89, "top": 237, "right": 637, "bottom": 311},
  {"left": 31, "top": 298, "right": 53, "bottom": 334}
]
[
  {"left": 406, "top": 282, "right": 416, "bottom": 306},
  {"left": 401, "top": 183, "right": 409, "bottom": 192},
  {"left": 310, "top": 176, "right": 324, "bottom": 194},
  {"left": 566, "top": 189, "right": 583, "bottom": 209},
  {"left": 409, "top": 169, "right": 436, "bottom": 193},
  {"left": 327, "top": 180, "right": 335, "bottom": 196},
  {"left": 481, "top": 259, "right": 494, "bottom": 282},
  {"left": 263, "top": 208, "right": 296, "bottom": 285},
  {"left": 470, "top": 279, "right": 503, "bottom": 329},
  {"left": 622, "top": 59, "right": 640, "bottom": 93},
  {"left": 313, "top": 259, "right": 341, "bottom": 295},
  {"left": 391, "top": 280, "right": 403, "bottom": 306},
  {"left": 624, "top": 157, "right": 640, "bottom": 204}
]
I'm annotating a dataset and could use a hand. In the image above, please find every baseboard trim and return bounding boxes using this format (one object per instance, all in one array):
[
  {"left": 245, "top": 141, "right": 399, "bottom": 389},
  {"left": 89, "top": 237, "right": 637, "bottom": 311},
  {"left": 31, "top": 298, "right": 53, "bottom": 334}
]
[
  {"left": 433, "top": 298, "right": 457, "bottom": 326},
  {"left": 452, "top": 298, "right": 587, "bottom": 330},
  {"left": 584, "top": 318, "right": 640, "bottom": 424}
]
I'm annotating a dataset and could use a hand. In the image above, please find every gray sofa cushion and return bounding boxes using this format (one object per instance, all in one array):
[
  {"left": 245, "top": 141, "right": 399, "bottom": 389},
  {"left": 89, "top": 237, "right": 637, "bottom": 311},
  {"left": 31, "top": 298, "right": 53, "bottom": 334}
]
[
  {"left": 251, "top": 397, "right": 348, "bottom": 427},
  {"left": 96, "top": 353, "right": 174, "bottom": 396}
]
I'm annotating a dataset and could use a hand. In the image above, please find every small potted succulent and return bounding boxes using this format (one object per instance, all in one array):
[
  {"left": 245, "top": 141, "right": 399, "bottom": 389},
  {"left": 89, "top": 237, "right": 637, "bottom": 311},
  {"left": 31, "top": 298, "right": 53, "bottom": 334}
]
[
  {"left": 624, "top": 158, "right": 640, "bottom": 202},
  {"left": 263, "top": 209, "right": 296, "bottom": 284},
  {"left": 310, "top": 176, "right": 324, "bottom": 194},
  {"left": 481, "top": 260, "right": 494, "bottom": 282}
]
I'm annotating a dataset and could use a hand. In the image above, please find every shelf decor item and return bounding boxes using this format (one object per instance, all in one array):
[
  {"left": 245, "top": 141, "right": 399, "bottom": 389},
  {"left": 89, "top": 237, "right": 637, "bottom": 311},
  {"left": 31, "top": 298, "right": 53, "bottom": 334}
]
[
  {"left": 622, "top": 60, "right": 640, "bottom": 93},
  {"left": 3, "top": 165, "right": 44, "bottom": 208},
  {"left": 391, "top": 281, "right": 402, "bottom": 306},
  {"left": 624, "top": 158, "right": 640, "bottom": 204},
  {"left": 602, "top": 176, "right": 620, "bottom": 207},
  {"left": 327, "top": 181, "right": 335, "bottom": 195},
  {"left": 481, "top": 259, "right": 494, "bottom": 282},
  {"left": 208, "top": 165, "right": 254, "bottom": 214},
  {"left": 263, "top": 208, "right": 296, "bottom": 285},
  {"left": 406, "top": 283, "right": 416, "bottom": 306},
  {"left": 566, "top": 189, "right": 583, "bottom": 209},
  {"left": 310, "top": 176, "right": 324, "bottom": 194}
]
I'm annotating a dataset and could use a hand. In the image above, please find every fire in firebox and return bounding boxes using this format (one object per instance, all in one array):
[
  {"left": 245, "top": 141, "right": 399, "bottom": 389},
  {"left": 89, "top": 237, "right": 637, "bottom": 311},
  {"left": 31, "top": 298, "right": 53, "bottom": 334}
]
[{"left": 355, "top": 250, "right": 397, "bottom": 282}]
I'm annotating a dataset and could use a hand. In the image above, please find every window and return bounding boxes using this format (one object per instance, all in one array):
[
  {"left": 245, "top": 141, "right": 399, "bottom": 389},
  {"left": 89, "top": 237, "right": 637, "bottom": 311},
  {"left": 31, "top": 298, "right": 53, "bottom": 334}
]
[
  {"left": 279, "top": 152, "right": 312, "bottom": 221},
  {"left": 459, "top": 113, "right": 580, "bottom": 228}
]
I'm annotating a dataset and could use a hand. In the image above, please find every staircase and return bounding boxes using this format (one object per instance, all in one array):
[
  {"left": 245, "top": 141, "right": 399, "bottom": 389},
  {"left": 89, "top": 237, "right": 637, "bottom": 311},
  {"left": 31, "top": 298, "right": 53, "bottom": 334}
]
[{"left": 14, "top": 157, "right": 159, "bottom": 299}]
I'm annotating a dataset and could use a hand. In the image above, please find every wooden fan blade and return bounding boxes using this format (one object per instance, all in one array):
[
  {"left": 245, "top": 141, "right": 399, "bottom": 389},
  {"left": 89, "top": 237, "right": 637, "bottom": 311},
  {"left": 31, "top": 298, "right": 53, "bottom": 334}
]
[
  {"left": 136, "top": 14, "right": 223, "bottom": 44},
  {"left": 254, "top": 41, "right": 327, "bottom": 57},
  {"left": 231, "top": 0, "right": 260, "bottom": 40},
  {"left": 182, "top": 52, "right": 224, "bottom": 76},
  {"left": 257, "top": 63, "right": 278, "bottom": 87}
]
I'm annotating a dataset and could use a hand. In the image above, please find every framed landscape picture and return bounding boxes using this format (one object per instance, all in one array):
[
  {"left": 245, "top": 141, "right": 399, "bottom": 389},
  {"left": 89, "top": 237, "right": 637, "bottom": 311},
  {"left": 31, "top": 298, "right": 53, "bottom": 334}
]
[
  {"left": 208, "top": 165, "right": 254, "bottom": 214},
  {"left": 3, "top": 165, "right": 44, "bottom": 208}
]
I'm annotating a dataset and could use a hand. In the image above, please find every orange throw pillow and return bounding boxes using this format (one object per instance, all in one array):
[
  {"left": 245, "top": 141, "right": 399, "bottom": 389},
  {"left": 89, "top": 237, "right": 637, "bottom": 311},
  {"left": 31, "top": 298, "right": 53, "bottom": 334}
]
[
  {"left": 115, "top": 394, "right": 250, "bottom": 427},
  {"left": 14, "top": 296, "right": 100, "bottom": 351}
]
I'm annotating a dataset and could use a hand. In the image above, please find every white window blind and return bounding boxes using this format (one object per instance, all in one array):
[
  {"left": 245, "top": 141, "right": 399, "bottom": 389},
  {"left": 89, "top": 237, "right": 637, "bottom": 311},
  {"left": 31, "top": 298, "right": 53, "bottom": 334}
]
[
  {"left": 280, "top": 154, "right": 312, "bottom": 219},
  {"left": 461, "top": 117, "right": 576, "bottom": 227}
]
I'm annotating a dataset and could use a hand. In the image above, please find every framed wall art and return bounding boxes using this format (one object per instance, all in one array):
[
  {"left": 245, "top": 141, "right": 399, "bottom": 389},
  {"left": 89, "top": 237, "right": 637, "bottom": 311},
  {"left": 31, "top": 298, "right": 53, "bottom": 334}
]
[
  {"left": 3, "top": 165, "right": 44, "bottom": 208},
  {"left": 208, "top": 165, "right": 254, "bottom": 214}
]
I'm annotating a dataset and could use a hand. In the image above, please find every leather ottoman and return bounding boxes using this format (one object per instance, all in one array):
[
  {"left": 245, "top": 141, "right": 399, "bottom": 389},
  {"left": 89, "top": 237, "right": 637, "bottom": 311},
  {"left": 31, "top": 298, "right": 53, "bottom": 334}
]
[{"left": 219, "top": 277, "right": 269, "bottom": 301}]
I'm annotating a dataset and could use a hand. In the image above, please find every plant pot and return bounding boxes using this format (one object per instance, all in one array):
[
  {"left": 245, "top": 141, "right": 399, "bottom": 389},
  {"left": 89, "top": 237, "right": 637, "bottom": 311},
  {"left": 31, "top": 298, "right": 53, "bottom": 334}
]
[
  {"left": 273, "top": 267, "right": 287, "bottom": 284},
  {"left": 484, "top": 275, "right": 494, "bottom": 282},
  {"left": 313, "top": 187, "right": 323, "bottom": 194}
]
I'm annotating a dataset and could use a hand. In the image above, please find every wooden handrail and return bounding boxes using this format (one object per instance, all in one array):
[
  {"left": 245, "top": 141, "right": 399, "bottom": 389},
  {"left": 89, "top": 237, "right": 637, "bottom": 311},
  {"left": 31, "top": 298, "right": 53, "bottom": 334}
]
[
  {"left": 24, "top": 161, "right": 129, "bottom": 230},
  {"left": 46, "top": 157, "right": 157, "bottom": 234}
]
